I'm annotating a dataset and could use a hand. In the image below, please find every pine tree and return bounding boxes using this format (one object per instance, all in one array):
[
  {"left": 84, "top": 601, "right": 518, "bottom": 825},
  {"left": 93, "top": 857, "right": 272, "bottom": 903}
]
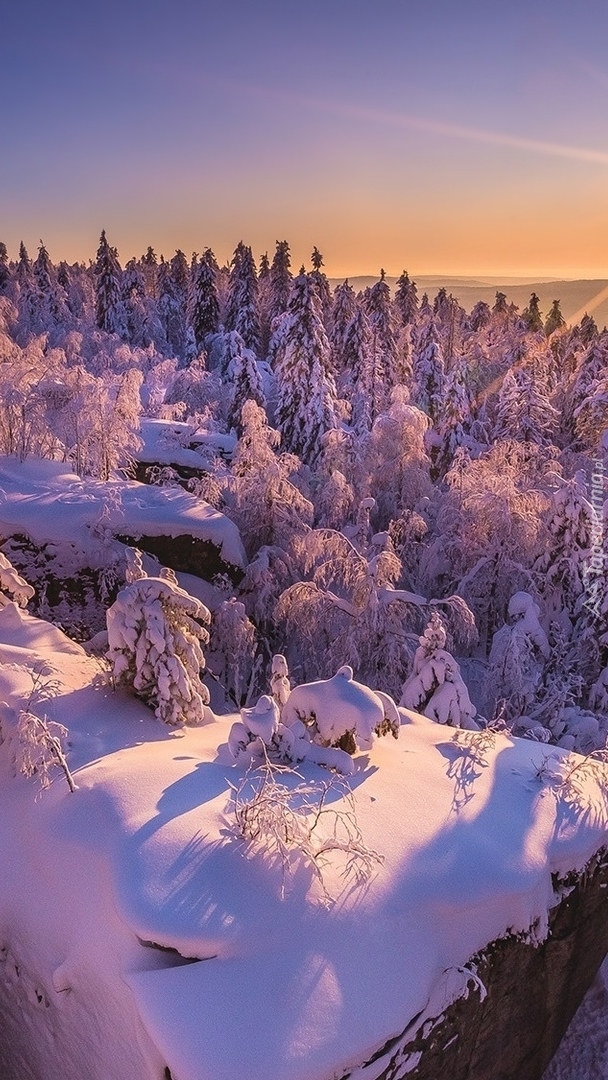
[
  {"left": 190, "top": 248, "right": 220, "bottom": 348},
  {"left": 468, "top": 300, "right": 491, "bottom": 332},
  {"left": 341, "top": 305, "right": 374, "bottom": 432},
  {"left": 394, "top": 270, "right": 418, "bottom": 326},
  {"left": 32, "top": 242, "right": 68, "bottom": 326},
  {"left": 94, "top": 230, "right": 124, "bottom": 334},
  {"left": 495, "top": 368, "right": 557, "bottom": 444},
  {"left": 157, "top": 258, "right": 186, "bottom": 360},
  {"left": 274, "top": 272, "right": 338, "bottom": 463},
  {"left": 225, "top": 242, "right": 261, "bottom": 353},
  {"left": 141, "top": 245, "right": 158, "bottom": 298}
]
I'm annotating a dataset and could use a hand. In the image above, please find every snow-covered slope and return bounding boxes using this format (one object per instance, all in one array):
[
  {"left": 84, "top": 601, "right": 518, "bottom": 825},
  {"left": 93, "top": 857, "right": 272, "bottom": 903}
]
[
  {"left": 0, "top": 456, "right": 245, "bottom": 570},
  {"left": 0, "top": 605, "right": 607, "bottom": 1080}
]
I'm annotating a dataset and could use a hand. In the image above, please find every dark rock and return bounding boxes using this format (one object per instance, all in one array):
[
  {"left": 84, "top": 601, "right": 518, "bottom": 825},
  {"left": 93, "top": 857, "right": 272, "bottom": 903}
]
[
  {"left": 115, "top": 531, "right": 243, "bottom": 585},
  {"left": 340, "top": 849, "right": 608, "bottom": 1080}
]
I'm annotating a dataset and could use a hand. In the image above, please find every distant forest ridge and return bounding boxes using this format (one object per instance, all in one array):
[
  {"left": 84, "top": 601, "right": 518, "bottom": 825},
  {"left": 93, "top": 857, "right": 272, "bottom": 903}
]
[{"left": 330, "top": 277, "right": 608, "bottom": 329}]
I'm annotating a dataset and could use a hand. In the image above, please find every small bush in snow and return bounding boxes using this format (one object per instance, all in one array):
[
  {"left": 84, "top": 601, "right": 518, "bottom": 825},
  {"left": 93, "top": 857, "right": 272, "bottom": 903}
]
[
  {"left": 401, "top": 612, "right": 477, "bottom": 728},
  {"left": 106, "top": 569, "right": 211, "bottom": 726},
  {"left": 0, "top": 702, "right": 76, "bottom": 794},
  {"left": 230, "top": 755, "right": 384, "bottom": 902}
]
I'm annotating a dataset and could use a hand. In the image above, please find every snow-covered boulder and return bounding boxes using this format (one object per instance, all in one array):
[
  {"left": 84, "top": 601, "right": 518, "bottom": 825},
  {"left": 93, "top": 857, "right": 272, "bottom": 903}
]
[{"left": 282, "top": 665, "right": 385, "bottom": 751}]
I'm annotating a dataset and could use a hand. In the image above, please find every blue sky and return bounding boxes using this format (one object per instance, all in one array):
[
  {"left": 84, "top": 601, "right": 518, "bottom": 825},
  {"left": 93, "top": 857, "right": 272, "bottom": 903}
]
[{"left": 3, "top": 0, "right": 608, "bottom": 276}]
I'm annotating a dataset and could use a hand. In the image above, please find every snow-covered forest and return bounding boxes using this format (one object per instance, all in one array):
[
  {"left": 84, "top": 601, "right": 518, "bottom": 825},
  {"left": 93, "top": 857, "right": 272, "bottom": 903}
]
[{"left": 0, "top": 233, "right": 605, "bottom": 751}]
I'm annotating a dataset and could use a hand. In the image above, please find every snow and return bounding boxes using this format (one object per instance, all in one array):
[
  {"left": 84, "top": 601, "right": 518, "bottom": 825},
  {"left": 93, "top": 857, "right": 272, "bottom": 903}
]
[
  {"left": 0, "top": 454, "right": 245, "bottom": 569},
  {"left": 1, "top": 608, "right": 608, "bottom": 1080},
  {"left": 137, "top": 418, "right": 236, "bottom": 469}
]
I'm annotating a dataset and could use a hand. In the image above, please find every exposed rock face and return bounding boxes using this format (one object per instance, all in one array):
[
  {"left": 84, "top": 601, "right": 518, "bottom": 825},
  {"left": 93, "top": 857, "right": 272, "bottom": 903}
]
[
  {"left": 342, "top": 849, "right": 608, "bottom": 1080},
  {"left": 115, "top": 530, "right": 243, "bottom": 584}
]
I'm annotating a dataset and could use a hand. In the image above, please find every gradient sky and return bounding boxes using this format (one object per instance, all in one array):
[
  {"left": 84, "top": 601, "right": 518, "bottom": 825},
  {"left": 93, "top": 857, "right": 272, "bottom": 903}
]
[{"left": 3, "top": 0, "right": 608, "bottom": 278}]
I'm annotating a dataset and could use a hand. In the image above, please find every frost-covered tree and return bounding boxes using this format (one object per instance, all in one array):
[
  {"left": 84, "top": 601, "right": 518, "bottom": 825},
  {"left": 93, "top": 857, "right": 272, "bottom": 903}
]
[
  {"left": 226, "top": 400, "right": 313, "bottom": 557},
  {"left": 95, "top": 230, "right": 124, "bottom": 335},
  {"left": 468, "top": 300, "right": 491, "bottom": 332},
  {"left": 209, "top": 597, "right": 257, "bottom": 706},
  {"left": 495, "top": 368, "right": 558, "bottom": 445},
  {"left": 394, "top": 270, "right": 418, "bottom": 327},
  {"left": 365, "top": 271, "right": 402, "bottom": 409},
  {"left": 400, "top": 612, "right": 476, "bottom": 727},
  {"left": 309, "top": 246, "right": 332, "bottom": 327},
  {"left": 106, "top": 569, "right": 211, "bottom": 726},
  {"left": 330, "top": 280, "right": 357, "bottom": 375},
  {"left": 190, "top": 248, "right": 220, "bottom": 348},
  {"left": 32, "top": 242, "right": 69, "bottom": 327},
  {"left": 273, "top": 272, "right": 338, "bottom": 463},
  {"left": 486, "top": 591, "right": 550, "bottom": 723},
  {"left": 225, "top": 242, "right": 261, "bottom": 353},
  {"left": 0, "top": 553, "right": 35, "bottom": 608},
  {"left": 0, "top": 242, "right": 11, "bottom": 295},
  {"left": 223, "top": 331, "right": 265, "bottom": 431},
  {"left": 412, "top": 317, "right": 445, "bottom": 421},
  {"left": 268, "top": 240, "right": 292, "bottom": 323},
  {"left": 365, "top": 389, "right": 432, "bottom": 526},
  {"left": 544, "top": 299, "right": 565, "bottom": 337},
  {"left": 521, "top": 292, "right": 544, "bottom": 333}
]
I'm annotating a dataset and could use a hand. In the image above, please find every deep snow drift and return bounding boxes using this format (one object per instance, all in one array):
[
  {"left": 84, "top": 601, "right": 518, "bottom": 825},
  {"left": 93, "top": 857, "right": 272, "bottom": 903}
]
[{"left": 1, "top": 603, "right": 607, "bottom": 1080}]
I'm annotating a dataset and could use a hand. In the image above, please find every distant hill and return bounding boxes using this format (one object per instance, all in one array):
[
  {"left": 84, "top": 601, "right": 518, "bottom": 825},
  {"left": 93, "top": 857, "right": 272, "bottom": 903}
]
[{"left": 328, "top": 276, "right": 608, "bottom": 329}]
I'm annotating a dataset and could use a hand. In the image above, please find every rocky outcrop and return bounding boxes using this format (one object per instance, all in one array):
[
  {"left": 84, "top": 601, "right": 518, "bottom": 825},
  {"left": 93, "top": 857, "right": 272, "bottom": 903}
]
[
  {"left": 343, "top": 849, "right": 608, "bottom": 1080},
  {"left": 115, "top": 530, "right": 243, "bottom": 583}
]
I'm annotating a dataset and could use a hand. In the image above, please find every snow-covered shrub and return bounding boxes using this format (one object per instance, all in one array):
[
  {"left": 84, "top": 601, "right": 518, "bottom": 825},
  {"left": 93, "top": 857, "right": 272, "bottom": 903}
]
[
  {"left": 400, "top": 612, "right": 477, "bottom": 728},
  {"left": 270, "top": 654, "right": 291, "bottom": 713},
  {"left": 0, "top": 553, "right": 35, "bottom": 608},
  {"left": 228, "top": 694, "right": 356, "bottom": 775},
  {"left": 282, "top": 665, "right": 399, "bottom": 752},
  {"left": 230, "top": 757, "right": 384, "bottom": 902},
  {"left": 106, "top": 569, "right": 211, "bottom": 726},
  {"left": 486, "top": 592, "right": 549, "bottom": 723},
  {"left": 0, "top": 702, "right": 76, "bottom": 794}
]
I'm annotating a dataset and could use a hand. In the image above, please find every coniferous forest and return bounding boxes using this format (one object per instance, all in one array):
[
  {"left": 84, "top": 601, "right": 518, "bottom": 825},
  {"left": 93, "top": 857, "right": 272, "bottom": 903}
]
[{"left": 0, "top": 233, "right": 606, "bottom": 751}]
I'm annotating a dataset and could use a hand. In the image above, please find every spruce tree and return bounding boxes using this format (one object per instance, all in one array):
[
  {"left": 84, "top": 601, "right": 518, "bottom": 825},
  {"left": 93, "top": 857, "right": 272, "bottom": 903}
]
[
  {"left": 394, "top": 270, "right": 418, "bottom": 326},
  {"left": 544, "top": 299, "right": 565, "bottom": 337},
  {"left": 190, "top": 248, "right": 220, "bottom": 348},
  {"left": 94, "top": 230, "right": 124, "bottom": 334},
  {"left": 268, "top": 239, "right": 292, "bottom": 323},
  {"left": 412, "top": 317, "right": 445, "bottom": 421},
  {"left": 309, "top": 246, "right": 332, "bottom": 326},
  {"left": 225, "top": 242, "right": 261, "bottom": 353},
  {"left": 330, "top": 280, "right": 357, "bottom": 375},
  {"left": 0, "top": 243, "right": 11, "bottom": 294},
  {"left": 274, "top": 272, "right": 338, "bottom": 463},
  {"left": 521, "top": 292, "right": 543, "bottom": 333},
  {"left": 365, "top": 270, "right": 401, "bottom": 412}
]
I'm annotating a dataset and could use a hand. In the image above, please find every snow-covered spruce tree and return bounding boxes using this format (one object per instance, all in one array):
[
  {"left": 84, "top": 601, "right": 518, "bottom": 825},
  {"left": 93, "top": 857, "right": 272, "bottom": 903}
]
[
  {"left": 544, "top": 299, "right": 565, "bottom": 337},
  {"left": 521, "top": 292, "right": 544, "bottom": 334},
  {"left": 32, "top": 242, "right": 69, "bottom": 328},
  {"left": 273, "top": 271, "right": 338, "bottom": 464},
  {"left": 400, "top": 611, "right": 476, "bottom": 728},
  {"left": 412, "top": 316, "right": 445, "bottom": 422},
  {"left": 223, "top": 331, "right": 265, "bottom": 432},
  {"left": 224, "top": 242, "right": 261, "bottom": 354},
  {"left": 535, "top": 470, "right": 597, "bottom": 621},
  {"left": 106, "top": 568, "right": 211, "bottom": 726},
  {"left": 339, "top": 304, "right": 374, "bottom": 432},
  {"left": 394, "top": 270, "right": 418, "bottom": 327},
  {"left": 365, "top": 388, "right": 433, "bottom": 528},
  {"left": 95, "top": 230, "right": 124, "bottom": 335},
  {"left": 364, "top": 271, "right": 403, "bottom": 411},
  {"left": 468, "top": 300, "right": 492, "bottom": 332},
  {"left": 190, "top": 248, "right": 220, "bottom": 350},
  {"left": 0, "top": 242, "right": 11, "bottom": 295},
  {"left": 435, "top": 354, "right": 475, "bottom": 472},
  {"left": 485, "top": 591, "right": 550, "bottom": 725},
  {"left": 268, "top": 240, "right": 293, "bottom": 324},
  {"left": 330, "top": 280, "right": 358, "bottom": 375},
  {"left": 309, "top": 246, "right": 333, "bottom": 327},
  {"left": 157, "top": 258, "right": 187, "bottom": 360},
  {"left": 574, "top": 375, "right": 608, "bottom": 453},
  {"left": 495, "top": 367, "right": 558, "bottom": 446}
]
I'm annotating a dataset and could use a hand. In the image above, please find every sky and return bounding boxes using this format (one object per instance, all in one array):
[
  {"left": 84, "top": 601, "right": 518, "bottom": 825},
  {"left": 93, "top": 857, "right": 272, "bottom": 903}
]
[{"left": 3, "top": 0, "right": 608, "bottom": 279}]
